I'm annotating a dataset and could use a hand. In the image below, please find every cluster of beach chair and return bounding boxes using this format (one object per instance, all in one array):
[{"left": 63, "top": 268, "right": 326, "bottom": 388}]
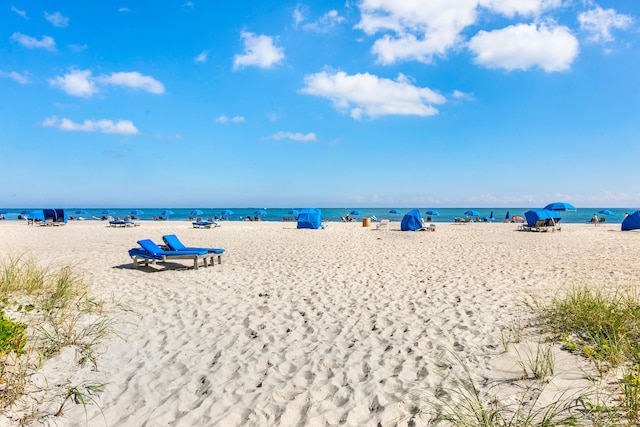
[{"left": 128, "top": 234, "right": 225, "bottom": 270}]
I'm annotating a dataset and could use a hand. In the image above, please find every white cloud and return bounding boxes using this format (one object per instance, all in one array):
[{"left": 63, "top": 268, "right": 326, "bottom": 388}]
[
  {"left": 44, "top": 11, "right": 69, "bottom": 28},
  {"left": 272, "top": 131, "right": 317, "bottom": 142},
  {"left": 214, "top": 115, "right": 245, "bottom": 124},
  {"left": 118, "top": 7, "right": 130, "bottom": 12},
  {"left": 194, "top": 50, "right": 209, "bottom": 63},
  {"left": 479, "top": 0, "right": 561, "bottom": 18},
  {"left": 49, "top": 70, "right": 164, "bottom": 97},
  {"left": 452, "top": 89, "right": 474, "bottom": 100},
  {"left": 42, "top": 116, "right": 139, "bottom": 135},
  {"left": 303, "top": 10, "right": 345, "bottom": 32},
  {"left": 183, "top": 1, "right": 194, "bottom": 7},
  {"left": 293, "top": 5, "right": 306, "bottom": 27},
  {"left": 11, "top": 5, "right": 27, "bottom": 19},
  {"left": 356, "top": 0, "right": 478, "bottom": 64},
  {"left": 468, "top": 23, "right": 579, "bottom": 72},
  {"left": 49, "top": 69, "right": 98, "bottom": 97},
  {"left": 301, "top": 71, "right": 446, "bottom": 119},
  {"left": 0, "top": 71, "right": 30, "bottom": 84},
  {"left": 579, "top": 6, "right": 634, "bottom": 43},
  {"left": 96, "top": 72, "right": 165, "bottom": 94},
  {"left": 11, "top": 33, "right": 56, "bottom": 51},
  {"left": 233, "top": 32, "right": 284, "bottom": 70}
]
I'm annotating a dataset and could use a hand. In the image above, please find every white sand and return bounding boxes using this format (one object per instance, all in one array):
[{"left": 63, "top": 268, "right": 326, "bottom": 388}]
[{"left": 0, "top": 220, "right": 637, "bottom": 426}]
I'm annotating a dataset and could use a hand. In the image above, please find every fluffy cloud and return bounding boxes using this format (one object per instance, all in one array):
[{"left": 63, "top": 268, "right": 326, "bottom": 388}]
[
  {"left": 11, "top": 33, "right": 55, "bottom": 51},
  {"left": 468, "top": 23, "right": 579, "bottom": 72},
  {"left": 272, "top": 131, "right": 317, "bottom": 142},
  {"left": 301, "top": 71, "right": 446, "bottom": 119},
  {"left": 96, "top": 72, "right": 165, "bottom": 94},
  {"left": 0, "top": 71, "right": 30, "bottom": 84},
  {"left": 42, "top": 116, "right": 139, "bottom": 135},
  {"left": 356, "top": 0, "right": 478, "bottom": 64},
  {"left": 233, "top": 32, "right": 284, "bottom": 70},
  {"left": 194, "top": 50, "right": 209, "bottom": 63},
  {"left": 579, "top": 6, "right": 634, "bottom": 43},
  {"left": 214, "top": 115, "right": 245, "bottom": 124},
  {"left": 49, "top": 69, "right": 165, "bottom": 97},
  {"left": 49, "top": 69, "right": 98, "bottom": 97},
  {"left": 44, "top": 11, "right": 69, "bottom": 28}
]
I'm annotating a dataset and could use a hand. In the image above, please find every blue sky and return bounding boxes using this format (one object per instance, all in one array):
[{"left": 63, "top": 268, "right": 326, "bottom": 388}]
[{"left": 1, "top": 1, "right": 639, "bottom": 208}]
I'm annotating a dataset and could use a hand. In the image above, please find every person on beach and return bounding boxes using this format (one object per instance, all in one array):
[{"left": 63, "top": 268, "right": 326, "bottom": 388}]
[{"left": 592, "top": 213, "right": 599, "bottom": 226}]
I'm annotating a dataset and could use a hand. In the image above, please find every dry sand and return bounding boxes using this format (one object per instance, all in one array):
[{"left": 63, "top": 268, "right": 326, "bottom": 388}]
[{"left": 0, "top": 220, "right": 638, "bottom": 426}]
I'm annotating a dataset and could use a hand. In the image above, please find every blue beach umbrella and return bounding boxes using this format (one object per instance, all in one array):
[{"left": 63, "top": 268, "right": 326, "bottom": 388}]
[
  {"left": 221, "top": 209, "right": 233, "bottom": 216},
  {"left": 161, "top": 209, "right": 174, "bottom": 216},
  {"left": 544, "top": 202, "right": 576, "bottom": 211},
  {"left": 425, "top": 210, "right": 440, "bottom": 216},
  {"left": 190, "top": 209, "right": 204, "bottom": 216},
  {"left": 254, "top": 209, "right": 267, "bottom": 216},
  {"left": 598, "top": 209, "right": 614, "bottom": 216},
  {"left": 102, "top": 210, "right": 115, "bottom": 216},
  {"left": 389, "top": 209, "right": 402, "bottom": 215},
  {"left": 20, "top": 210, "right": 30, "bottom": 215},
  {"left": 464, "top": 210, "right": 480, "bottom": 217},
  {"left": 288, "top": 209, "right": 299, "bottom": 216},
  {"left": 130, "top": 209, "right": 144, "bottom": 216},
  {"left": 505, "top": 211, "right": 510, "bottom": 219},
  {"left": 0, "top": 210, "right": 7, "bottom": 215},
  {"left": 350, "top": 210, "right": 362, "bottom": 216},
  {"left": 75, "top": 209, "right": 88, "bottom": 215}
]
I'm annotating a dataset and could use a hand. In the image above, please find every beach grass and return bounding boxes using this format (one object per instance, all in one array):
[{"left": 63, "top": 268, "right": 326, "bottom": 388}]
[{"left": 0, "top": 256, "right": 111, "bottom": 421}]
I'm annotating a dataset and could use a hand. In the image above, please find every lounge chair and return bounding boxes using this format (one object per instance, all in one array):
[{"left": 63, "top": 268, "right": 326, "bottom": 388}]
[
  {"left": 110, "top": 220, "right": 138, "bottom": 227},
  {"left": 376, "top": 219, "right": 390, "bottom": 231},
  {"left": 192, "top": 221, "right": 219, "bottom": 229},
  {"left": 162, "top": 234, "right": 224, "bottom": 265},
  {"left": 129, "top": 239, "right": 211, "bottom": 270}
]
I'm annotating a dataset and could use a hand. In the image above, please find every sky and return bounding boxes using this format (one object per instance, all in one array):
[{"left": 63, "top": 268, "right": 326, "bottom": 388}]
[{"left": 1, "top": 1, "right": 639, "bottom": 209}]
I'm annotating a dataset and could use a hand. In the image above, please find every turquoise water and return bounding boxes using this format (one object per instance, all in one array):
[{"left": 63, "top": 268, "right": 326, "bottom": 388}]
[{"left": 1, "top": 207, "right": 636, "bottom": 224}]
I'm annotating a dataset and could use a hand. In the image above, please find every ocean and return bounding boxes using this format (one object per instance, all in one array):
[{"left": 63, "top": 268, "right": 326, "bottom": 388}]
[{"left": 1, "top": 207, "right": 636, "bottom": 224}]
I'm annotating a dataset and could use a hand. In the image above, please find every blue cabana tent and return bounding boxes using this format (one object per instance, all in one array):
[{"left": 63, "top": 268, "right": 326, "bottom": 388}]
[
  {"left": 401, "top": 209, "right": 422, "bottom": 231},
  {"left": 297, "top": 208, "right": 322, "bottom": 229},
  {"left": 524, "top": 209, "right": 561, "bottom": 227},
  {"left": 622, "top": 211, "right": 640, "bottom": 231},
  {"left": 43, "top": 209, "right": 67, "bottom": 224}
]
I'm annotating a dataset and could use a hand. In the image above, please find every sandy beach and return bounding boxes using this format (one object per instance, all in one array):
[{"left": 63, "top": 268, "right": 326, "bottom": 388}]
[{"left": 1, "top": 220, "right": 638, "bottom": 426}]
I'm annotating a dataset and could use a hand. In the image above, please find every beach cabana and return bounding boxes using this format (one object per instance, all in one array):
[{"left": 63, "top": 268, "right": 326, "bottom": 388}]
[
  {"left": 401, "top": 209, "right": 422, "bottom": 231},
  {"left": 621, "top": 211, "right": 640, "bottom": 231},
  {"left": 522, "top": 209, "right": 561, "bottom": 232},
  {"left": 297, "top": 208, "right": 322, "bottom": 229}
]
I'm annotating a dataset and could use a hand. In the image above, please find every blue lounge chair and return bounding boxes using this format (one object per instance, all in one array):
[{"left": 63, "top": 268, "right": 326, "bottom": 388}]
[
  {"left": 162, "top": 234, "right": 225, "bottom": 265},
  {"left": 129, "top": 239, "right": 210, "bottom": 270}
]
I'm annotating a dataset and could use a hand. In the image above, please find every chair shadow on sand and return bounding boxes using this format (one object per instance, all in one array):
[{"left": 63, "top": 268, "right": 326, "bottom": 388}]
[{"left": 113, "top": 262, "right": 196, "bottom": 272}]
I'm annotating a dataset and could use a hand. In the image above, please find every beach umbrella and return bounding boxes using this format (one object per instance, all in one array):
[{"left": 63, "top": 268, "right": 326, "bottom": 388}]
[
  {"left": 0, "top": 210, "right": 8, "bottom": 215},
  {"left": 190, "top": 209, "right": 203, "bottom": 216},
  {"left": 543, "top": 202, "right": 576, "bottom": 211},
  {"left": 505, "top": 211, "right": 510, "bottom": 219},
  {"left": 254, "top": 209, "right": 267, "bottom": 216},
  {"left": 288, "top": 209, "right": 299, "bottom": 216},
  {"left": 598, "top": 209, "right": 614, "bottom": 216},
  {"left": 389, "top": 209, "right": 402, "bottom": 215},
  {"left": 130, "top": 209, "right": 144, "bottom": 216},
  {"left": 75, "top": 210, "right": 88, "bottom": 215},
  {"left": 425, "top": 210, "right": 440, "bottom": 216},
  {"left": 20, "top": 210, "right": 30, "bottom": 215},
  {"left": 464, "top": 210, "right": 480, "bottom": 217},
  {"left": 102, "top": 210, "right": 115, "bottom": 216},
  {"left": 350, "top": 210, "right": 362, "bottom": 215},
  {"left": 161, "top": 209, "right": 174, "bottom": 216},
  {"left": 221, "top": 209, "right": 233, "bottom": 216}
]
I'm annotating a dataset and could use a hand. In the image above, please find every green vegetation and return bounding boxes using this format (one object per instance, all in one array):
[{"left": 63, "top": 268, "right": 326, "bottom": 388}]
[{"left": 0, "top": 256, "right": 112, "bottom": 422}]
